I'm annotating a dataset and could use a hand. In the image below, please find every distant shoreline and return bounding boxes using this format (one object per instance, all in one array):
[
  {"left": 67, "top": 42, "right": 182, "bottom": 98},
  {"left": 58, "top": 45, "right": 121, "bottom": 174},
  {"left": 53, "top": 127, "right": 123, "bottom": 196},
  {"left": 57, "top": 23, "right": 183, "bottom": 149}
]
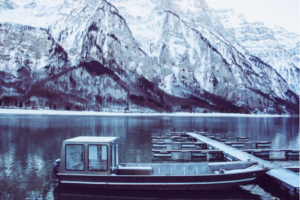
[{"left": 0, "top": 108, "right": 294, "bottom": 117}]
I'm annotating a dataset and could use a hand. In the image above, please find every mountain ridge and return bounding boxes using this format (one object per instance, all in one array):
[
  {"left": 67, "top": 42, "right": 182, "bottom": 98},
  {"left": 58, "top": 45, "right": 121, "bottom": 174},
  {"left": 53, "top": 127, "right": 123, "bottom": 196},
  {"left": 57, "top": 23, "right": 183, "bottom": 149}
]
[{"left": 0, "top": 0, "right": 298, "bottom": 114}]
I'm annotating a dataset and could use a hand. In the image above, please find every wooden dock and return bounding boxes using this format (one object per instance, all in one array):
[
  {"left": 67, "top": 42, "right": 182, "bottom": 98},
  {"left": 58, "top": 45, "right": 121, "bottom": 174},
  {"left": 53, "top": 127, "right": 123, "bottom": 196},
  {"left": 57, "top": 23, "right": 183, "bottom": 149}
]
[
  {"left": 152, "top": 149, "right": 224, "bottom": 160},
  {"left": 152, "top": 148, "right": 299, "bottom": 159},
  {"left": 152, "top": 142, "right": 207, "bottom": 150},
  {"left": 187, "top": 132, "right": 300, "bottom": 197},
  {"left": 224, "top": 141, "right": 272, "bottom": 148}
]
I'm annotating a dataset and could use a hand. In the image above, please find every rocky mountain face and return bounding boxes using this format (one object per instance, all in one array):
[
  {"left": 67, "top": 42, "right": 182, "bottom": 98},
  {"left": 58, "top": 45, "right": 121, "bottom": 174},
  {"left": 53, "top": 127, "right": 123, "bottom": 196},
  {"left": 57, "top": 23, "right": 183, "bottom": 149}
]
[
  {"left": 0, "top": 0, "right": 298, "bottom": 114},
  {"left": 211, "top": 8, "right": 299, "bottom": 96},
  {"left": 0, "top": 0, "right": 17, "bottom": 12}
]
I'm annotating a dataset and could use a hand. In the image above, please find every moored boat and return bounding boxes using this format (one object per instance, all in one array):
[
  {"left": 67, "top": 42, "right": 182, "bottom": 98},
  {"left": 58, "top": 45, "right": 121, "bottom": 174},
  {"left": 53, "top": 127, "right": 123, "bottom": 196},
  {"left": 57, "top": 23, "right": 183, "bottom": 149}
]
[{"left": 53, "top": 136, "right": 268, "bottom": 190}]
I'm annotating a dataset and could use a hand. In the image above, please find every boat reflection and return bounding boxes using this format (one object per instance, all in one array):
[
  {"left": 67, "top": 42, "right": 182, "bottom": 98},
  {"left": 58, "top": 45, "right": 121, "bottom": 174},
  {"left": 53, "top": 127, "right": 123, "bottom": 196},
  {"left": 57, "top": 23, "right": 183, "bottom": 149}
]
[{"left": 53, "top": 184, "right": 263, "bottom": 200}]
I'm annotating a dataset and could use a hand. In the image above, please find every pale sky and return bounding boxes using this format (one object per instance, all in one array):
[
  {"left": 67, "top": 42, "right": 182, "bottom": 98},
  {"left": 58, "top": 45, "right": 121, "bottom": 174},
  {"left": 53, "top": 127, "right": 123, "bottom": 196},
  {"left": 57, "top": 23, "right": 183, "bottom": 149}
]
[{"left": 206, "top": 0, "right": 300, "bottom": 34}]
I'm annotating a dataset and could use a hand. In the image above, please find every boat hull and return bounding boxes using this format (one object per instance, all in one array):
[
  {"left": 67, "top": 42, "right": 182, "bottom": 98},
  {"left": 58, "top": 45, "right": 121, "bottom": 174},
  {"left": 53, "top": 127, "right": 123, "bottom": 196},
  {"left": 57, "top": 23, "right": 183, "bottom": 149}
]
[{"left": 57, "top": 169, "right": 267, "bottom": 190}]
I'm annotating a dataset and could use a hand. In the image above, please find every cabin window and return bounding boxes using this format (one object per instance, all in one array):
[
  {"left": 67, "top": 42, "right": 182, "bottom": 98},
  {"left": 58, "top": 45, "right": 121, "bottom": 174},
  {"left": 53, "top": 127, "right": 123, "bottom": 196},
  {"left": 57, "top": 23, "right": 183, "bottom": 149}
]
[
  {"left": 65, "top": 144, "right": 85, "bottom": 171},
  {"left": 88, "top": 145, "right": 108, "bottom": 171}
]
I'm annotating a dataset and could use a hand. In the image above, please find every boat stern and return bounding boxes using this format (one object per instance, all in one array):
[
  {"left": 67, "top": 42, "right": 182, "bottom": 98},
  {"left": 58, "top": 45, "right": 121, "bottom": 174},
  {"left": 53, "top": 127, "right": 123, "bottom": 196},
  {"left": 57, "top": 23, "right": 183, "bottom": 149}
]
[{"left": 53, "top": 159, "right": 60, "bottom": 179}]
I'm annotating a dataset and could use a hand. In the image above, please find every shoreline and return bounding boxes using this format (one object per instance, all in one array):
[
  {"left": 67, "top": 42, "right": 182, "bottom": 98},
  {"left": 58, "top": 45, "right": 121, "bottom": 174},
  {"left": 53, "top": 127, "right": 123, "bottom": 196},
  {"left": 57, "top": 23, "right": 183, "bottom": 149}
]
[{"left": 0, "top": 108, "right": 294, "bottom": 117}]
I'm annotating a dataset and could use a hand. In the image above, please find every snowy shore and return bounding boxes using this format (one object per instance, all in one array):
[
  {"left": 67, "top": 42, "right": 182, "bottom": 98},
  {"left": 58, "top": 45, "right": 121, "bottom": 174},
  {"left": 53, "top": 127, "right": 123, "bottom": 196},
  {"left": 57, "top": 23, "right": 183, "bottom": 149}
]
[{"left": 0, "top": 108, "right": 293, "bottom": 117}]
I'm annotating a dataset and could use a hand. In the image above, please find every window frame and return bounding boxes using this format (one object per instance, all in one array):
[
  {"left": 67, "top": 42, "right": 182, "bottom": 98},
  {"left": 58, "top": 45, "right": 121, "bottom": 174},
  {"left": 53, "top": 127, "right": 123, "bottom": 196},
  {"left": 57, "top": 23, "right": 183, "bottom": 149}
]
[
  {"left": 116, "top": 144, "right": 119, "bottom": 166},
  {"left": 65, "top": 144, "right": 85, "bottom": 171},
  {"left": 88, "top": 144, "right": 109, "bottom": 172},
  {"left": 111, "top": 144, "right": 115, "bottom": 170}
]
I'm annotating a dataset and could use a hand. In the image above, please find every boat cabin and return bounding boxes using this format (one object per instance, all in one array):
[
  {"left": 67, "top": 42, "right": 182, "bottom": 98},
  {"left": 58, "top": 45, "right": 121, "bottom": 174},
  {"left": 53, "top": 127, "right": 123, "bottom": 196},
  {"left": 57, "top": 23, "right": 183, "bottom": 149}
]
[{"left": 58, "top": 136, "right": 119, "bottom": 175}]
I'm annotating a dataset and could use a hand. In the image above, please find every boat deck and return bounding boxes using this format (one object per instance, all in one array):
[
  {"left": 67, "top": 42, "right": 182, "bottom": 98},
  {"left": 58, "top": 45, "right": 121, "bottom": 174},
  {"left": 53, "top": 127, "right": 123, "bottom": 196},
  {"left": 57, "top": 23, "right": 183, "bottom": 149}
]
[
  {"left": 119, "top": 163, "right": 210, "bottom": 176},
  {"left": 117, "top": 162, "right": 260, "bottom": 176}
]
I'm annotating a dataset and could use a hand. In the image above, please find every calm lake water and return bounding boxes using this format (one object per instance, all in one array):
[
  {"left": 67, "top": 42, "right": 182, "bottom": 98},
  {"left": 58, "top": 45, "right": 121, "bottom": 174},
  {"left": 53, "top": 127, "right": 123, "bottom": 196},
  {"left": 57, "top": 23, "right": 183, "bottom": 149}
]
[{"left": 0, "top": 114, "right": 299, "bottom": 199}]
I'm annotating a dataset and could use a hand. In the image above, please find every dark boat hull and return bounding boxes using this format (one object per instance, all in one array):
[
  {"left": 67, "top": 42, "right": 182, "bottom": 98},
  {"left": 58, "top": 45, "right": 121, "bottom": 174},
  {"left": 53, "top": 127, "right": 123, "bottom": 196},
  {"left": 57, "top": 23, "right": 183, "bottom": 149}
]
[{"left": 57, "top": 169, "right": 267, "bottom": 190}]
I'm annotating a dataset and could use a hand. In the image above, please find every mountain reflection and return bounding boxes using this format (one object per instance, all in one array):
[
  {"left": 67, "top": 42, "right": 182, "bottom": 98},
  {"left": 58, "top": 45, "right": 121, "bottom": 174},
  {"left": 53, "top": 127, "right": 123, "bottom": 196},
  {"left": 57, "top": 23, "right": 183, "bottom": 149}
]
[{"left": 0, "top": 114, "right": 298, "bottom": 199}]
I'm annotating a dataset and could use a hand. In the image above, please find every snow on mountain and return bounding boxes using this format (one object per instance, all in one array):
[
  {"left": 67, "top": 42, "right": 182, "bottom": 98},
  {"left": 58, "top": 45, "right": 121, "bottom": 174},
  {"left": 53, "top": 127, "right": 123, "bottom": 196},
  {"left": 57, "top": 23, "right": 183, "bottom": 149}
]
[
  {"left": 0, "top": 0, "right": 18, "bottom": 12},
  {"left": 109, "top": 0, "right": 299, "bottom": 104},
  {"left": 0, "top": 0, "right": 78, "bottom": 28},
  {"left": 211, "top": 8, "right": 299, "bottom": 95},
  {"left": 0, "top": 0, "right": 298, "bottom": 114},
  {"left": 274, "top": 26, "right": 300, "bottom": 65},
  {"left": 0, "top": 21, "right": 133, "bottom": 112}
]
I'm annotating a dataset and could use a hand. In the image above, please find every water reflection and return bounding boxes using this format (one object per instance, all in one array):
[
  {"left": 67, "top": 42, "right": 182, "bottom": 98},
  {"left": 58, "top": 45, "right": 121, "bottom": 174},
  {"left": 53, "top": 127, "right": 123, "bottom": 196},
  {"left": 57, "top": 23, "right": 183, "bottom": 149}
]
[
  {"left": 0, "top": 114, "right": 298, "bottom": 199},
  {"left": 53, "top": 185, "right": 264, "bottom": 200}
]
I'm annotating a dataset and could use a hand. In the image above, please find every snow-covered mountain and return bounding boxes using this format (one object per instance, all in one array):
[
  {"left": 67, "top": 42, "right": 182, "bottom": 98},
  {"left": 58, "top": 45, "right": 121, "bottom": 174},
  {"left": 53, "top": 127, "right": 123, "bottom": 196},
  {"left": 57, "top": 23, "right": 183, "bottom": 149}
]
[
  {"left": 0, "top": 0, "right": 298, "bottom": 114},
  {"left": 0, "top": 0, "right": 17, "bottom": 12},
  {"left": 211, "top": 8, "right": 299, "bottom": 95}
]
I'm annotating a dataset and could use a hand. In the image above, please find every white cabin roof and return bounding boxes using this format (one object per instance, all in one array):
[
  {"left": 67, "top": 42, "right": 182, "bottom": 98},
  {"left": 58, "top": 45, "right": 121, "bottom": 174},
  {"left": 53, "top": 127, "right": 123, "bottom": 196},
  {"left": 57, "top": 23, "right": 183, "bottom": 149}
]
[{"left": 65, "top": 136, "right": 118, "bottom": 143}]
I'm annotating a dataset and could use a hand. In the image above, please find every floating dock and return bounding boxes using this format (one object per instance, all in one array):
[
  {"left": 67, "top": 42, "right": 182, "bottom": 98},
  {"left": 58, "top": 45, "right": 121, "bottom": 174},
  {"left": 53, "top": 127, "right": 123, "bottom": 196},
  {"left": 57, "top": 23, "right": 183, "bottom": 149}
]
[
  {"left": 187, "top": 132, "right": 300, "bottom": 198},
  {"left": 152, "top": 149, "right": 224, "bottom": 160},
  {"left": 224, "top": 141, "right": 271, "bottom": 148}
]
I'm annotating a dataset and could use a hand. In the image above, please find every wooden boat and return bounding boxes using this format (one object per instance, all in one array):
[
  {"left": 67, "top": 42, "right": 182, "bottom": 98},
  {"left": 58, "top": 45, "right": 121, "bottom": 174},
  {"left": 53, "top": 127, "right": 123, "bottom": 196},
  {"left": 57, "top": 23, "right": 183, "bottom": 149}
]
[{"left": 53, "top": 136, "right": 268, "bottom": 190}]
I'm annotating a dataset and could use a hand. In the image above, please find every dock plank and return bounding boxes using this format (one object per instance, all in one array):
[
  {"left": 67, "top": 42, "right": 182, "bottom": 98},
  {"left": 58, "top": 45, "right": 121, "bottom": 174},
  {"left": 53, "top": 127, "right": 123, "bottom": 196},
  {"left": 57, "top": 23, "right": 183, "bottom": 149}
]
[
  {"left": 152, "top": 142, "right": 206, "bottom": 144},
  {"left": 243, "top": 149, "right": 300, "bottom": 152},
  {"left": 225, "top": 141, "right": 271, "bottom": 144},
  {"left": 152, "top": 149, "right": 223, "bottom": 153}
]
